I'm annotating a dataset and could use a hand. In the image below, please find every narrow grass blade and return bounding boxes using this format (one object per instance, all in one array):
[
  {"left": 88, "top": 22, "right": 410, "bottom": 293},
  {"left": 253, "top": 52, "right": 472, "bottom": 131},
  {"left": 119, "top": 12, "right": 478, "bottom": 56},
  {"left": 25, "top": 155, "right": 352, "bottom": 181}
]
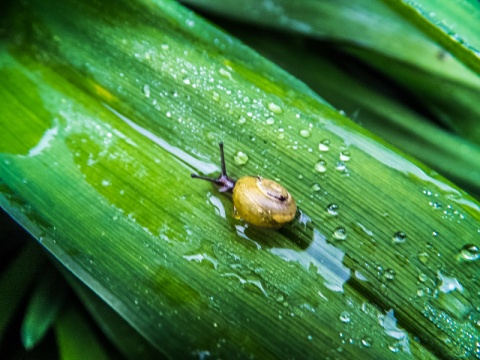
[{"left": 21, "top": 268, "right": 67, "bottom": 350}]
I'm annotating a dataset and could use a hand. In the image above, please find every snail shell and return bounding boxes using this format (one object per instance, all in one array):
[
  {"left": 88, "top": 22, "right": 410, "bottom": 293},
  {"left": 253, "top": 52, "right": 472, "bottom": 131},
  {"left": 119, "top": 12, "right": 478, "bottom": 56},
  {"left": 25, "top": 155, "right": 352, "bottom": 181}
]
[{"left": 233, "top": 176, "right": 296, "bottom": 228}]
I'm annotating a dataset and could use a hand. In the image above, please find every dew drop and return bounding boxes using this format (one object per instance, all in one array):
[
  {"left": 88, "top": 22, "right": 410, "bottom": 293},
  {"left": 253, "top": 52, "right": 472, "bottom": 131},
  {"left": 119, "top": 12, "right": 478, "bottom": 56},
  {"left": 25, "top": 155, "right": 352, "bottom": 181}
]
[
  {"left": 327, "top": 203, "right": 339, "bottom": 216},
  {"left": 142, "top": 84, "right": 151, "bottom": 98},
  {"left": 265, "top": 117, "right": 275, "bottom": 125},
  {"left": 315, "top": 160, "right": 327, "bottom": 173},
  {"left": 339, "top": 150, "right": 351, "bottom": 161},
  {"left": 339, "top": 311, "right": 351, "bottom": 323},
  {"left": 417, "top": 252, "right": 430, "bottom": 264},
  {"left": 333, "top": 227, "right": 347, "bottom": 240},
  {"left": 218, "top": 68, "right": 232, "bottom": 79},
  {"left": 319, "top": 139, "right": 330, "bottom": 152},
  {"left": 237, "top": 115, "right": 246, "bottom": 124},
  {"left": 418, "top": 273, "right": 428, "bottom": 282},
  {"left": 212, "top": 91, "right": 220, "bottom": 101},
  {"left": 312, "top": 183, "right": 321, "bottom": 192},
  {"left": 361, "top": 336, "right": 373, "bottom": 348},
  {"left": 268, "top": 102, "right": 282, "bottom": 114},
  {"left": 385, "top": 269, "right": 396, "bottom": 281},
  {"left": 300, "top": 129, "right": 311, "bottom": 138},
  {"left": 335, "top": 161, "right": 346, "bottom": 172},
  {"left": 234, "top": 151, "right": 249, "bottom": 165},
  {"left": 388, "top": 343, "right": 401, "bottom": 353},
  {"left": 459, "top": 244, "right": 480, "bottom": 261},
  {"left": 161, "top": 43, "right": 169, "bottom": 50},
  {"left": 392, "top": 231, "right": 407, "bottom": 244}
]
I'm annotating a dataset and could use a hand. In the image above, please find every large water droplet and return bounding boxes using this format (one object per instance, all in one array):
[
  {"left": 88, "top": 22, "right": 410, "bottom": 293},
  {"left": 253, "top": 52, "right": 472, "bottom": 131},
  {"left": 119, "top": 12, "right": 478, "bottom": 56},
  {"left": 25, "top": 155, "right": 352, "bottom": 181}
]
[
  {"left": 268, "top": 102, "right": 282, "bottom": 114},
  {"left": 327, "top": 203, "right": 339, "bottom": 216},
  {"left": 417, "top": 252, "right": 430, "bottom": 264},
  {"left": 339, "top": 311, "right": 351, "bottom": 323},
  {"left": 385, "top": 269, "right": 396, "bottom": 281},
  {"left": 339, "top": 150, "right": 351, "bottom": 161},
  {"left": 335, "top": 161, "right": 346, "bottom": 172},
  {"left": 218, "top": 68, "right": 232, "bottom": 79},
  {"left": 392, "top": 231, "right": 407, "bottom": 244},
  {"left": 333, "top": 227, "right": 347, "bottom": 240},
  {"left": 361, "top": 336, "right": 373, "bottom": 348},
  {"left": 311, "top": 183, "right": 321, "bottom": 192},
  {"left": 234, "top": 151, "right": 249, "bottom": 165},
  {"left": 315, "top": 160, "right": 327, "bottom": 173},
  {"left": 319, "top": 139, "right": 330, "bottom": 152},
  {"left": 142, "top": 84, "right": 151, "bottom": 98},
  {"left": 265, "top": 117, "right": 275, "bottom": 125},
  {"left": 459, "top": 244, "right": 480, "bottom": 261},
  {"left": 300, "top": 129, "right": 311, "bottom": 138}
]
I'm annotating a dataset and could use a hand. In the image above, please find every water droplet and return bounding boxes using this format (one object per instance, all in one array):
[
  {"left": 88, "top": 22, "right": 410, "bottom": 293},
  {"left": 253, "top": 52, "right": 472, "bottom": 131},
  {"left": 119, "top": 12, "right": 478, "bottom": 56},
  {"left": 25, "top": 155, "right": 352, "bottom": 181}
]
[
  {"left": 388, "top": 343, "right": 401, "bottom": 353},
  {"left": 339, "top": 311, "right": 351, "bottom": 323},
  {"left": 234, "top": 151, "right": 249, "bottom": 165},
  {"left": 212, "top": 91, "right": 220, "bottom": 101},
  {"left": 265, "top": 117, "right": 275, "bottom": 125},
  {"left": 385, "top": 269, "right": 396, "bottom": 280},
  {"left": 311, "top": 183, "right": 321, "bottom": 192},
  {"left": 307, "top": 335, "right": 313, "bottom": 341},
  {"left": 182, "top": 78, "right": 191, "bottom": 85},
  {"left": 142, "top": 84, "right": 151, "bottom": 98},
  {"left": 327, "top": 203, "right": 339, "bottom": 216},
  {"left": 218, "top": 68, "right": 232, "bottom": 79},
  {"left": 334, "top": 227, "right": 347, "bottom": 240},
  {"left": 315, "top": 160, "right": 327, "bottom": 173},
  {"left": 361, "top": 336, "right": 373, "bottom": 348},
  {"left": 319, "top": 139, "right": 330, "bottom": 152},
  {"left": 161, "top": 43, "right": 169, "bottom": 50},
  {"left": 459, "top": 244, "right": 480, "bottom": 261},
  {"left": 238, "top": 115, "right": 246, "bottom": 124},
  {"left": 418, "top": 273, "right": 428, "bottom": 282},
  {"left": 417, "top": 252, "right": 430, "bottom": 264},
  {"left": 432, "top": 230, "right": 439, "bottom": 237},
  {"left": 300, "top": 129, "right": 311, "bottom": 138},
  {"left": 339, "top": 150, "right": 351, "bottom": 161},
  {"left": 430, "top": 201, "right": 442, "bottom": 209},
  {"left": 335, "top": 161, "right": 346, "bottom": 172},
  {"left": 277, "top": 133, "right": 285, "bottom": 140},
  {"left": 392, "top": 231, "right": 407, "bottom": 244},
  {"left": 268, "top": 102, "right": 282, "bottom": 114}
]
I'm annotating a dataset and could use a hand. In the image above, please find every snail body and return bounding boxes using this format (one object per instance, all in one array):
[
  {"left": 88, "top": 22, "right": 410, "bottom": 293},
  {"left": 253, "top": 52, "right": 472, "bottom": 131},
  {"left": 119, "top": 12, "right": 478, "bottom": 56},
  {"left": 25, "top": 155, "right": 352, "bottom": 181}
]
[{"left": 191, "top": 143, "right": 296, "bottom": 228}]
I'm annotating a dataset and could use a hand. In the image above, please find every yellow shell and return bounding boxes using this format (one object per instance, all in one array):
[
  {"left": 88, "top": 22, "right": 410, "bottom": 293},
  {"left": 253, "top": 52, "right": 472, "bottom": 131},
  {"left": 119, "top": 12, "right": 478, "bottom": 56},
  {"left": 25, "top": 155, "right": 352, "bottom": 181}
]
[{"left": 232, "top": 176, "right": 297, "bottom": 228}]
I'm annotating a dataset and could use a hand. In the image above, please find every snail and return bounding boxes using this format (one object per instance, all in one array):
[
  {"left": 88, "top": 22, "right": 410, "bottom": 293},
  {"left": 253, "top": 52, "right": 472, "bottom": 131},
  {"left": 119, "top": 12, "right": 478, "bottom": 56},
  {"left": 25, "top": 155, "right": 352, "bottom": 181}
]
[{"left": 191, "top": 142, "right": 297, "bottom": 228}]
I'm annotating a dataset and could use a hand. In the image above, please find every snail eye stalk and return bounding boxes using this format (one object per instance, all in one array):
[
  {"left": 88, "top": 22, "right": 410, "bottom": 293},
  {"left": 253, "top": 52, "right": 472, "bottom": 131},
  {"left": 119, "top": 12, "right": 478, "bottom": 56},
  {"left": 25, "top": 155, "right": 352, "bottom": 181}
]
[
  {"left": 191, "top": 142, "right": 236, "bottom": 193},
  {"left": 219, "top": 142, "right": 227, "bottom": 177}
]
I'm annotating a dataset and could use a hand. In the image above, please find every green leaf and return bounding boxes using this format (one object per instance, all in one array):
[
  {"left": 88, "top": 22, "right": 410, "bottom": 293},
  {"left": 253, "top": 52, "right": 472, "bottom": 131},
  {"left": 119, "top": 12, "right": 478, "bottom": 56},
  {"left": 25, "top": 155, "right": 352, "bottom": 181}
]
[
  {"left": 61, "top": 267, "right": 164, "bottom": 359},
  {"left": 21, "top": 268, "right": 67, "bottom": 350},
  {"left": 1, "top": 0, "right": 479, "bottom": 358},
  {"left": 55, "top": 303, "right": 110, "bottom": 360},
  {"left": 223, "top": 31, "right": 480, "bottom": 197},
  {"left": 383, "top": 0, "right": 480, "bottom": 75},
  {"left": 0, "top": 242, "right": 46, "bottom": 344},
  {"left": 182, "top": 0, "right": 480, "bottom": 144}
]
